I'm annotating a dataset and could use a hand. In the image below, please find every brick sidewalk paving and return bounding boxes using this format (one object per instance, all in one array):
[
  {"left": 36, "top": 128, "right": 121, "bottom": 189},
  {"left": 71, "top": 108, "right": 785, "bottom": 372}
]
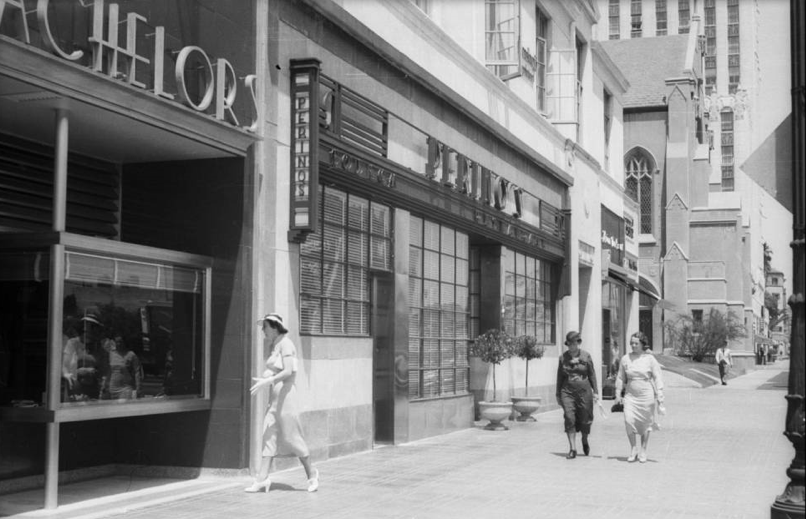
[{"left": 2, "top": 363, "right": 793, "bottom": 519}]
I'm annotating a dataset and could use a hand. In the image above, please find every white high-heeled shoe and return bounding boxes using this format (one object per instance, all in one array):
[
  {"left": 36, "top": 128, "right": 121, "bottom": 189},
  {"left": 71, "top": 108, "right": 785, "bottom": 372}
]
[
  {"left": 244, "top": 477, "right": 271, "bottom": 493},
  {"left": 307, "top": 469, "right": 319, "bottom": 492}
]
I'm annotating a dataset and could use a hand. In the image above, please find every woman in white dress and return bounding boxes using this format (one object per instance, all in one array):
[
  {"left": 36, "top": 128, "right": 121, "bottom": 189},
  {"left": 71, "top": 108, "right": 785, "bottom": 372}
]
[
  {"left": 615, "top": 332, "right": 664, "bottom": 463},
  {"left": 245, "top": 313, "right": 319, "bottom": 493}
]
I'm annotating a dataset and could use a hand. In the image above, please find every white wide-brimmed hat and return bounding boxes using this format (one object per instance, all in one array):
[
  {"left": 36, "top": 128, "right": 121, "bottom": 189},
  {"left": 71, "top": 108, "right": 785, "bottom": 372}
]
[
  {"left": 258, "top": 312, "right": 288, "bottom": 333},
  {"left": 81, "top": 312, "right": 103, "bottom": 327}
]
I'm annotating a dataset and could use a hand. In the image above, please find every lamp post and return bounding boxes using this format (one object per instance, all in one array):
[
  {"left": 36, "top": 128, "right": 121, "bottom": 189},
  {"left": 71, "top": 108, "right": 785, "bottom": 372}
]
[{"left": 770, "top": 1, "right": 805, "bottom": 517}]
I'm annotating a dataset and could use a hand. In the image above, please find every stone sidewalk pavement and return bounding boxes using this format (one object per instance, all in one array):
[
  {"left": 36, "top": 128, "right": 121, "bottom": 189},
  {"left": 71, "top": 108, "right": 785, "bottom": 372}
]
[{"left": 1, "top": 362, "right": 794, "bottom": 519}]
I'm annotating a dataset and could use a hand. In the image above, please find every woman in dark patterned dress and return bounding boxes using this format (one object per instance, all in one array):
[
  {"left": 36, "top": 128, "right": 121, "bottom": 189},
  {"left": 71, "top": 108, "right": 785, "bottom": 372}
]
[{"left": 555, "top": 330, "right": 600, "bottom": 459}]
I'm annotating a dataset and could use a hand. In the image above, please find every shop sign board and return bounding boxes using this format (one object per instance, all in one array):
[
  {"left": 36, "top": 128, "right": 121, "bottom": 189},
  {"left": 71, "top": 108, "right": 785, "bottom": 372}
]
[
  {"left": 289, "top": 59, "right": 321, "bottom": 243},
  {"left": 0, "top": 0, "right": 258, "bottom": 131},
  {"left": 321, "top": 141, "right": 563, "bottom": 258},
  {"left": 624, "top": 253, "right": 638, "bottom": 272},
  {"left": 520, "top": 47, "right": 538, "bottom": 84},
  {"left": 425, "top": 137, "right": 524, "bottom": 220},
  {"left": 578, "top": 240, "right": 595, "bottom": 267},
  {"left": 601, "top": 206, "right": 625, "bottom": 267}
]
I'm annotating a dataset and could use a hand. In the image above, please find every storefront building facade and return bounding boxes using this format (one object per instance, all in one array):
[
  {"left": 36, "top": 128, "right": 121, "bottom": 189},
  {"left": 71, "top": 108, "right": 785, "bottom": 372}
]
[
  {"left": 2, "top": 0, "right": 639, "bottom": 509},
  {"left": 256, "top": 0, "right": 575, "bottom": 465},
  {"left": 0, "top": 1, "right": 262, "bottom": 507}
]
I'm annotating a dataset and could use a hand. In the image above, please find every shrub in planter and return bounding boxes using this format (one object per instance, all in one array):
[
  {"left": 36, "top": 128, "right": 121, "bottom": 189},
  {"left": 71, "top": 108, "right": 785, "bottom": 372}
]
[
  {"left": 511, "top": 335, "right": 545, "bottom": 421},
  {"left": 514, "top": 335, "right": 545, "bottom": 395},
  {"left": 470, "top": 329, "right": 515, "bottom": 430},
  {"left": 470, "top": 329, "right": 515, "bottom": 401}
]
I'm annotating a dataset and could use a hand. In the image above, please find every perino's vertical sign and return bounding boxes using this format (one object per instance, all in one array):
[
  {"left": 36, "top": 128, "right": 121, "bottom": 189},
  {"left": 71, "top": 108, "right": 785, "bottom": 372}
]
[{"left": 289, "top": 59, "right": 321, "bottom": 243}]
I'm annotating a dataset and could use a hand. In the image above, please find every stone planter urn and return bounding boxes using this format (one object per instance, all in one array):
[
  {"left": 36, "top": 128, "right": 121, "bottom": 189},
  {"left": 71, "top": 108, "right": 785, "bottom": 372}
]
[
  {"left": 470, "top": 329, "right": 516, "bottom": 431},
  {"left": 512, "top": 335, "right": 545, "bottom": 422},
  {"left": 511, "top": 396, "right": 542, "bottom": 422},
  {"left": 479, "top": 401, "right": 514, "bottom": 430}
]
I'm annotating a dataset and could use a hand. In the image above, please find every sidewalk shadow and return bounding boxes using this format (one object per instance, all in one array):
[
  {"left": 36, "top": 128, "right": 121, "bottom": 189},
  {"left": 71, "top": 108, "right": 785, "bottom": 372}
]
[
  {"left": 551, "top": 452, "right": 646, "bottom": 462},
  {"left": 549, "top": 452, "right": 600, "bottom": 459},
  {"left": 267, "top": 482, "right": 307, "bottom": 492},
  {"left": 606, "top": 456, "right": 656, "bottom": 463},
  {"left": 757, "top": 370, "right": 789, "bottom": 390}
]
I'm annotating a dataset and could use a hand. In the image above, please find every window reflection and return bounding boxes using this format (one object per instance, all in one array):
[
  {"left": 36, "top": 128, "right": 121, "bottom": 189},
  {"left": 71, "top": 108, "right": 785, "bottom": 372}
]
[
  {"left": 61, "top": 252, "right": 204, "bottom": 404},
  {"left": 0, "top": 249, "right": 205, "bottom": 409}
]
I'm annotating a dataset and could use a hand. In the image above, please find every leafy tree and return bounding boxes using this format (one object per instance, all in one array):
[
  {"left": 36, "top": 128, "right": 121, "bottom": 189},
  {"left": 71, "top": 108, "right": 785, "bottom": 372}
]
[
  {"left": 765, "top": 291, "right": 790, "bottom": 332},
  {"left": 470, "top": 329, "right": 515, "bottom": 400},
  {"left": 664, "top": 308, "right": 747, "bottom": 362},
  {"left": 513, "top": 335, "right": 545, "bottom": 396}
]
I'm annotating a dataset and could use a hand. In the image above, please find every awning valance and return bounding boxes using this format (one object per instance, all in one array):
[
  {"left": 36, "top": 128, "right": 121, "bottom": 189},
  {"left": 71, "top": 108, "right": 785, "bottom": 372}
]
[
  {"left": 637, "top": 275, "right": 661, "bottom": 301},
  {"left": 606, "top": 270, "right": 662, "bottom": 303}
]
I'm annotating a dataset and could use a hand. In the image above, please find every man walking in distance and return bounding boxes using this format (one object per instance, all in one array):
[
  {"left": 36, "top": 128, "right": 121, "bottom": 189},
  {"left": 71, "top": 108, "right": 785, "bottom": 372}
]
[{"left": 715, "top": 340, "right": 733, "bottom": 385}]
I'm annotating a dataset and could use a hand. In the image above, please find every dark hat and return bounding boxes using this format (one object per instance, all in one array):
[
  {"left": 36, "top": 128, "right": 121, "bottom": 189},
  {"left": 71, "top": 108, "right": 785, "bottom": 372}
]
[
  {"left": 258, "top": 313, "right": 288, "bottom": 333},
  {"left": 565, "top": 331, "right": 581, "bottom": 345}
]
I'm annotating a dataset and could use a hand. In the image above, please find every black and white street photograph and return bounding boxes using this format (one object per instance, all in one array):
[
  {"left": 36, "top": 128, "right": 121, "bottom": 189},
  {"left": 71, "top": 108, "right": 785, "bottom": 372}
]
[{"left": 0, "top": 1, "right": 803, "bottom": 517}]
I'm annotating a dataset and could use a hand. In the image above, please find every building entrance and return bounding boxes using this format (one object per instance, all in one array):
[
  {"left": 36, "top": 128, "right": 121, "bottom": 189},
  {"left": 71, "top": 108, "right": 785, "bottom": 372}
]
[{"left": 371, "top": 272, "right": 395, "bottom": 444}]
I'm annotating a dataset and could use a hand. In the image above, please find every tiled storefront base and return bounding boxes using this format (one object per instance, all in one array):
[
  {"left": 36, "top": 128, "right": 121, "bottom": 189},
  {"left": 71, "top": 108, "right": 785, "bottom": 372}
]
[
  {"left": 274, "top": 404, "right": 373, "bottom": 470},
  {"left": 408, "top": 394, "right": 475, "bottom": 442}
]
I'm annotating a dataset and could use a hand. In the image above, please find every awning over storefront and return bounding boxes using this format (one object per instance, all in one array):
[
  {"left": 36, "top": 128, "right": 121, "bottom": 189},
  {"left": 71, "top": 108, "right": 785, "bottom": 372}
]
[
  {"left": 607, "top": 268, "right": 638, "bottom": 289},
  {"left": 607, "top": 270, "right": 662, "bottom": 303},
  {"left": 637, "top": 275, "right": 661, "bottom": 301}
]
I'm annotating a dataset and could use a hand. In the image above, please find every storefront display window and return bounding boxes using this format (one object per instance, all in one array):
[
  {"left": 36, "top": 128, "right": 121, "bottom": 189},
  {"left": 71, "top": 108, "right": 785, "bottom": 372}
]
[
  {"left": 503, "top": 249, "right": 555, "bottom": 344},
  {"left": 602, "top": 280, "right": 626, "bottom": 398},
  {"left": 300, "top": 186, "right": 392, "bottom": 335},
  {"left": 408, "top": 216, "right": 470, "bottom": 399},
  {"left": 61, "top": 252, "right": 204, "bottom": 404},
  {"left": 0, "top": 241, "right": 210, "bottom": 412}
]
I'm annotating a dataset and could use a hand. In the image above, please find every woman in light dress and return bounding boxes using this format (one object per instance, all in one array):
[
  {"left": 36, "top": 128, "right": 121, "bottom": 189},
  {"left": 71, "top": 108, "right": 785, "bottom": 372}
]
[
  {"left": 245, "top": 313, "right": 319, "bottom": 493},
  {"left": 615, "top": 331, "right": 664, "bottom": 463},
  {"left": 103, "top": 334, "right": 142, "bottom": 400}
]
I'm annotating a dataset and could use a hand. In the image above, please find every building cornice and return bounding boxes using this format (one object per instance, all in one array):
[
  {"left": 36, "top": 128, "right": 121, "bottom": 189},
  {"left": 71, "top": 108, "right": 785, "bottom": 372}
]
[{"left": 591, "top": 41, "right": 630, "bottom": 95}]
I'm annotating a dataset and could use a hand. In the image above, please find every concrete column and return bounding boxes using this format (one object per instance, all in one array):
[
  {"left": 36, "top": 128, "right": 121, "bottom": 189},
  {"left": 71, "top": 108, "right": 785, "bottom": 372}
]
[
  {"left": 44, "top": 108, "right": 69, "bottom": 509},
  {"left": 53, "top": 109, "right": 68, "bottom": 231},
  {"left": 249, "top": 0, "right": 270, "bottom": 477}
]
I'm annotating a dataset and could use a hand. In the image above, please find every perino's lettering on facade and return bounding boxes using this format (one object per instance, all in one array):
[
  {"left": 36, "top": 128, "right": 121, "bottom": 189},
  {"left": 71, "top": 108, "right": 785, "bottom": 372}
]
[{"left": 426, "top": 136, "right": 523, "bottom": 219}]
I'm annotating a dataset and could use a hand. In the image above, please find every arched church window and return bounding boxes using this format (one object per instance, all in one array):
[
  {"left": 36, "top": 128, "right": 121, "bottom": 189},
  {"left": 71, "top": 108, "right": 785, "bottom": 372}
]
[{"left": 625, "top": 151, "right": 653, "bottom": 234}]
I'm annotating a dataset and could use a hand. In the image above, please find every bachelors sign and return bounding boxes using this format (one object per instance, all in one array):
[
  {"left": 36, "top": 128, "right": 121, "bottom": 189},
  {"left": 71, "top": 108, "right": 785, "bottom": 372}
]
[{"left": 0, "top": 0, "right": 258, "bottom": 131}]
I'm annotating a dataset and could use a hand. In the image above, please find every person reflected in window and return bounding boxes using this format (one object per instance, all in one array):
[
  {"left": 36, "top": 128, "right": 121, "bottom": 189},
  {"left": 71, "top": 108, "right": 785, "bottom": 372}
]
[
  {"left": 556, "top": 331, "right": 600, "bottom": 459},
  {"left": 102, "top": 334, "right": 143, "bottom": 400},
  {"left": 62, "top": 312, "right": 107, "bottom": 401},
  {"left": 246, "top": 313, "right": 319, "bottom": 493},
  {"left": 615, "top": 332, "right": 665, "bottom": 463}
]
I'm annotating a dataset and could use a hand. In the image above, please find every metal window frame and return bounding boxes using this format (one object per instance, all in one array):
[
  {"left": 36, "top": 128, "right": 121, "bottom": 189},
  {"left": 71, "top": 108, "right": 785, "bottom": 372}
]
[
  {"left": 408, "top": 217, "right": 471, "bottom": 400},
  {"left": 485, "top": 0, "right": 522, "bottom": 81},
  {"left": 299, "top": 186, "right": 392, "bottom": 336}
]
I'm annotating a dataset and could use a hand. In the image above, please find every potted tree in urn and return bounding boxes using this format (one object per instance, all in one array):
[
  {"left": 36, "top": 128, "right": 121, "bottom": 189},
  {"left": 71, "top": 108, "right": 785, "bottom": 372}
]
[
  {"left": 470, "top": 328, "right": 515, "bottom": 430},
  {"left": 511, "top": 335, "right": 545, "bottom": 421}
]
